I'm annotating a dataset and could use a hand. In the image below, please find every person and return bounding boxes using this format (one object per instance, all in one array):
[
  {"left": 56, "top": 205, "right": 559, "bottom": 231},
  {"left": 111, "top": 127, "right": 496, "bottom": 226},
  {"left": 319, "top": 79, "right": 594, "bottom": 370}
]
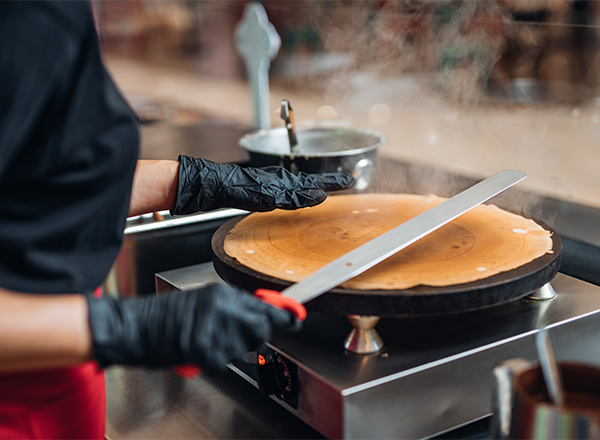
[{"left": 0, "top": 2, "right": 354, "bottom": 439}]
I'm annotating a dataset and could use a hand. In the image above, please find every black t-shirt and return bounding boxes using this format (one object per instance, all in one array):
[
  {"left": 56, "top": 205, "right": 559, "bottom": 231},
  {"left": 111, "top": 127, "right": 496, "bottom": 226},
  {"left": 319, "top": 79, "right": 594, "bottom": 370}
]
[{"left": 0, "top": 2, "right": 139, "bottom": 294}]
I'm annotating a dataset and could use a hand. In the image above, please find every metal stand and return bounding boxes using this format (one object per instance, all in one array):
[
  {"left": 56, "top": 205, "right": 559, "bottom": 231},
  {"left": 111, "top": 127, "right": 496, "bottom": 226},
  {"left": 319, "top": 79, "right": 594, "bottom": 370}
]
[
  {"left": 344, "top": 315, "right": 384, "bottom": 354},
  {"left": 526, "top": 282, "right": 556, "bottom": 300}
]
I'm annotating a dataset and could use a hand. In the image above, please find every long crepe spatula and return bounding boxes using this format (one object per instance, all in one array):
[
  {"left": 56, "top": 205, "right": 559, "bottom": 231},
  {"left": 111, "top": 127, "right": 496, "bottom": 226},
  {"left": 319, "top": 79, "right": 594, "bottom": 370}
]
[{"left": 256, "top": 169, "right": 527, "bottom": 318}]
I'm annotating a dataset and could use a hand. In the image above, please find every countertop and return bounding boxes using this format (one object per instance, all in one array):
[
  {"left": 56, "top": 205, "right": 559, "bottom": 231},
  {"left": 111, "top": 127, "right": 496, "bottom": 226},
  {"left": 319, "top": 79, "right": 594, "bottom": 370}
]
[
  {"left": 104, "top": 363, "right": 490, "bottom": 440},
  {"left": 105, "top": 366, "right": 324, "bottom": 440}
]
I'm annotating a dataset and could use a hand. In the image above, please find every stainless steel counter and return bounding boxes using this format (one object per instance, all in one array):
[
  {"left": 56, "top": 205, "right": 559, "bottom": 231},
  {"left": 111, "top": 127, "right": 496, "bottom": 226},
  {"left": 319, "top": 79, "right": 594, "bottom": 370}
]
[
  {"left": 104, "top": 366, "right": 486, "bottom": 439},
  {"left": 105, "top": 366, "right": 323, "bottom": 439}
]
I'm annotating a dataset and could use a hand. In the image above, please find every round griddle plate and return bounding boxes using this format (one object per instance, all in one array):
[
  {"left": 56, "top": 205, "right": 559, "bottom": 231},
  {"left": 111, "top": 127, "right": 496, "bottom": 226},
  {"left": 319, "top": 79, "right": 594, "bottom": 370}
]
[{"left": 212, "top": 215, "right": 561, "bottom": 317}]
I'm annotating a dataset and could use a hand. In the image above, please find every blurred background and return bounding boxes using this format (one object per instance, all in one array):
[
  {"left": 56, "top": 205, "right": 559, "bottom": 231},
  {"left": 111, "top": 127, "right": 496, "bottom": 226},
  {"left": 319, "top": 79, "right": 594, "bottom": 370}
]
[{"left": 93, "top": 0, "right": 600, "bottom": 210}]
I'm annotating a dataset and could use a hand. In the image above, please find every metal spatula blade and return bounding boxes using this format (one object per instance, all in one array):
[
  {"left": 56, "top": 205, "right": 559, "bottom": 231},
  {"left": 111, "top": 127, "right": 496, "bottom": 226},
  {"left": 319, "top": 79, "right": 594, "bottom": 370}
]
[{"left": 281, "top": 169, "right": 527, "bottom": 304}]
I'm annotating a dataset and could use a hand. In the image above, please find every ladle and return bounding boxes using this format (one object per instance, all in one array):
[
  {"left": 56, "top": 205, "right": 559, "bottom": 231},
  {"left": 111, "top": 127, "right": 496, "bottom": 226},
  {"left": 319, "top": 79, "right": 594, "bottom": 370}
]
[
  {"left": 280, "top": 99, "right": 298, "bottom": 153},
  {"left": 536, "top": 328, "right": 565, "bottom": 406}
]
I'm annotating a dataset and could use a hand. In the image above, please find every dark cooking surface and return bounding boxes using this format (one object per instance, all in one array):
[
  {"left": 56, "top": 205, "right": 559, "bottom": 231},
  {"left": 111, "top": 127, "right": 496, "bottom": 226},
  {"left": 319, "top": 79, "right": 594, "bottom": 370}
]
[{"left": 212, "top": 214, "right": 561, "bottom": 316}]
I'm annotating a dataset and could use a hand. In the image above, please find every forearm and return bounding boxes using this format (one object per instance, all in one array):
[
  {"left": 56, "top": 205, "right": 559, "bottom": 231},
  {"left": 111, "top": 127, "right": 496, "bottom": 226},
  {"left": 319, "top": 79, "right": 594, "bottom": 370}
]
[
  {"left": 0, "top": 288, "right": 92, "bottom": 372},
  {"left": 129, "top": 160, "right": 179, "bottom": 217}
]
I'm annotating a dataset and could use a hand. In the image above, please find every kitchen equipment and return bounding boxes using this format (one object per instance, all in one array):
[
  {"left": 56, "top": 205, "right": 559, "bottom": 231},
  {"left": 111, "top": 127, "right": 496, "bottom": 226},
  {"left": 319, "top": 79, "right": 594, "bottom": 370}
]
[
  {"left": 228, "top": 170, "right": 529, "bottom": 354},
  {"left": 215, "top": 209, "right": 559, "bottom": 358},
  {"left": 156, "top": 265, "right": 600, "bottom": 439},
  {"left": 272, "top": 170, "right": 526, "bottom": 307},
  {"left": 213, "top": 203, "right": 560, "bottom": 353},
  {"left": 239, "top": 126, "right": 385, "bottom": 190},
  {"left": 214, "top": 207, "right": 560, "bottom": 313},
  {"left": 103, "top": 208, "right": 247, "bottom": 296},
  {"left": 492, "top": 355, "right": 600, "bottom": 439},
  {"left": 150, "top": 158, "right": 600, "bottom": 440}
]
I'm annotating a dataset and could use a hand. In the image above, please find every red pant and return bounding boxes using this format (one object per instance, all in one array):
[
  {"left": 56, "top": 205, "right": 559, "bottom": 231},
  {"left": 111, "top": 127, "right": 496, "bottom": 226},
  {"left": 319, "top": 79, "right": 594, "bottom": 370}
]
[{"left": 0, "top": 362, "right": 105, "bottom": 439}]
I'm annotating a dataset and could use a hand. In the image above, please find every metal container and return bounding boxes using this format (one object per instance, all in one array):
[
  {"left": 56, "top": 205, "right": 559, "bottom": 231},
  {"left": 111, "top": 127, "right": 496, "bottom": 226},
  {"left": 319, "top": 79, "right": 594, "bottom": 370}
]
[
  {"left": 493, "top": 359, "right": 600, "bottom": 439},
  {"left": 239, "top": 127, "right": 385, "bottom": 190}
]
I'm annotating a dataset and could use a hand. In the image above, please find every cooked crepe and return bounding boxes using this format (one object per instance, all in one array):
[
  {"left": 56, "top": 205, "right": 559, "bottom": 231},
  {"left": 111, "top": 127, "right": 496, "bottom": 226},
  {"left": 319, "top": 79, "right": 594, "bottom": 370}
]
[{"left": 223, "top": 193, "right": 554, "bottom": 290}]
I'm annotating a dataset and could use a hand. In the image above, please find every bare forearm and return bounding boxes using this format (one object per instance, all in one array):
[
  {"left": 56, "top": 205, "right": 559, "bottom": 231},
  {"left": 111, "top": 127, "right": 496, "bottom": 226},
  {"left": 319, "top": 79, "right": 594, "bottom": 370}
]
[
  {"left": 129, "top": 160, "right": 179, "bottom": 217},
  {"left": 0, "top": 288, "right": 92, "bottom": 372}
]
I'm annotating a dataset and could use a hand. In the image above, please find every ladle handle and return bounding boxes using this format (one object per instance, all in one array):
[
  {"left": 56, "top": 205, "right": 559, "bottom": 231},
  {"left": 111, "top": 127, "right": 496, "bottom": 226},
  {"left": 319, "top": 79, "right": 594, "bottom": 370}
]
[
  {"left": 536, "top": 328, "right": 565, "bottom": 406},
  {"left": 280, "top": 99, "right": 298, "bottom": 152}
]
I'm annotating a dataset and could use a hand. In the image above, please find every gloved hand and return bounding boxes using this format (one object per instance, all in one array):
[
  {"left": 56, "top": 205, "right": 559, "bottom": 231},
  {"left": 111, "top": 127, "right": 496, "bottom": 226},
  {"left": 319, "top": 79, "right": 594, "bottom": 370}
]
[
  {"left": 86, "top": 284, "right": 301, "bottom": 371},
  {"left": 171, "top": 155, "right": 355, "bottom": 215}
]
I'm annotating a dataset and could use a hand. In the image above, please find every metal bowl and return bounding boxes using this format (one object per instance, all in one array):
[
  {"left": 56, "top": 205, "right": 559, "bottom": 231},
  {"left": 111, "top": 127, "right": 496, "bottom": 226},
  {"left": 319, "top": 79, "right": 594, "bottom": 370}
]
[{"left": 239, "top": 127, "right": 385, "bottom": 190}]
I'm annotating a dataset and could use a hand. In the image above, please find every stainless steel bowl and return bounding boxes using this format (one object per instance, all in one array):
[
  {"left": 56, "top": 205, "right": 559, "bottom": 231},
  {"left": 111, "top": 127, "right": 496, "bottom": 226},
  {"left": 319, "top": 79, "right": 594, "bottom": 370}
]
[{"left": 239, "top": 127, "right": 385, "bottom": 190}]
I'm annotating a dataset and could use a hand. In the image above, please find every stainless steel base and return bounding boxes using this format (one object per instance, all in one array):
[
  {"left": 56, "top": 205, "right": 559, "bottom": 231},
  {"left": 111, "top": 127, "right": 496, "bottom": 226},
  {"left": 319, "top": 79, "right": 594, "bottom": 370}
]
[{"left": 157, "top": 264, "right": 600, "bottom": 439}]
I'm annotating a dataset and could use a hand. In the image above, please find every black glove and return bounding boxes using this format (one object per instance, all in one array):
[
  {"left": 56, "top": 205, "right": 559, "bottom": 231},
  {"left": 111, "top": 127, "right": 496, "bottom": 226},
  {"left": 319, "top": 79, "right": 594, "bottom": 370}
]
[
  {"left": 86, "top": 284, "right": 300, "bottom": 371},
  {"left": 171, "top": 155, "right": 355, "bottom": 215}
]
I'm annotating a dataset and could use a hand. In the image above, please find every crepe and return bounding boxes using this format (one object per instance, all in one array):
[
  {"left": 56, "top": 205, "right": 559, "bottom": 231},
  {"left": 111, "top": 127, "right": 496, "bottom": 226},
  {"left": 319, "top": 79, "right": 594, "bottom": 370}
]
[{"left": 223, "top": 193, "right": 554, "bottom": 290}]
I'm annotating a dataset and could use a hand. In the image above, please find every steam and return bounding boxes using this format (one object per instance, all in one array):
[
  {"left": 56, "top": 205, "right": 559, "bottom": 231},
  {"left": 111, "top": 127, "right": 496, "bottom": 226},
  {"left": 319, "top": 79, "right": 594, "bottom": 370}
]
[
  {"left": 271, "top": 1, "right": 594, "bottom": 215},
  {"left": 299, "top": 0, "right": 512, "bottom": 107}
]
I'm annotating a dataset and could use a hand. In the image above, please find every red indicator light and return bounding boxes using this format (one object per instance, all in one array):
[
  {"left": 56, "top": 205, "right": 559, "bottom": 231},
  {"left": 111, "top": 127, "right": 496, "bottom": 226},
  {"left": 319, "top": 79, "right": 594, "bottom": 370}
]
[{"left": 258, "top": 354, "right": 266, "bottom": 366}]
